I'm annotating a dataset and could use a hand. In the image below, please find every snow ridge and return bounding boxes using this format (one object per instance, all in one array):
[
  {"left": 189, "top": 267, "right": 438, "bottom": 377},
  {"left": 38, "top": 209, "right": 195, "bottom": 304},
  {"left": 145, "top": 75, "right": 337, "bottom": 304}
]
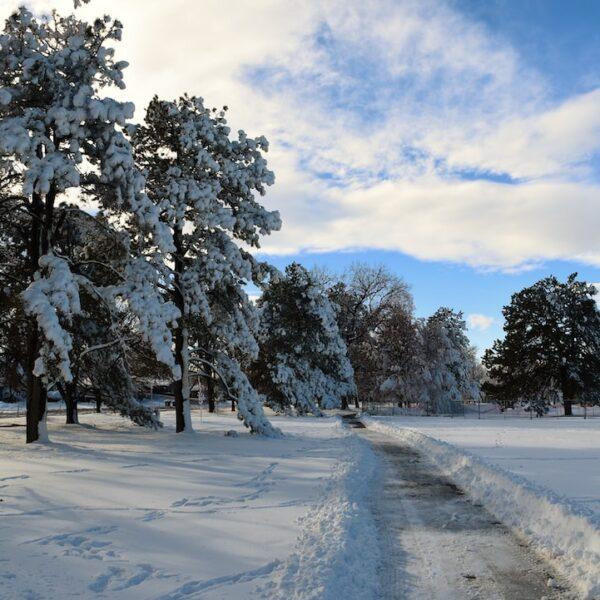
[
  {"left": 363, "top": 418, "right": 600, "bottom": 600},
  {"left": 262, "top": 426, "right": 381, "bottom": 599}
]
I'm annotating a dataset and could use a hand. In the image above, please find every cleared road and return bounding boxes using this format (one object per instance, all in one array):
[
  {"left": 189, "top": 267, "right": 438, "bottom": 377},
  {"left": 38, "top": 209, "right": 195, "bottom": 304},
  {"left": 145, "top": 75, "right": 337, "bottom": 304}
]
[{"left": 352, "top": 421, "right": 575, "bottom": 599}]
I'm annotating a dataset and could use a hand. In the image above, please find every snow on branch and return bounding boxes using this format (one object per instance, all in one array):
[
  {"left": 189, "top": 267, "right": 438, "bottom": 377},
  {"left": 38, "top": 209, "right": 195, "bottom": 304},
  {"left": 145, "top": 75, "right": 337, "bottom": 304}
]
[
  {"left": 22, "top": 254, "right": 81, "bottom": 383},
  {"left": 118, "top": 257, "right": 181, "bottom": 378}
]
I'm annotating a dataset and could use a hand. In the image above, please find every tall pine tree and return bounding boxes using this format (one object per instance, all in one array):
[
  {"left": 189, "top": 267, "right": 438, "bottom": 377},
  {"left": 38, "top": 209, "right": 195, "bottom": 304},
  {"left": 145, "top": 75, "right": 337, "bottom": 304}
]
[
  {"left": 0, "top": 7, "right": 178, "bottom": 441},
  {"left": 133, "top": 96, "right": 281, "bottom": 435},
  {"left": 253, "top": 263, "right": 355, "bottom": 415},
  {"left": 484, "top": 274, "right": 600, "bottom": 415}
]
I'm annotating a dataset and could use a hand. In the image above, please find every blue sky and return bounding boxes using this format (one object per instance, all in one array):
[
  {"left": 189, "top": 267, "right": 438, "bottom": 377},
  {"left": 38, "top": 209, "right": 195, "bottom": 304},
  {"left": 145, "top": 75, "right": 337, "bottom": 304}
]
[
  {"left": 261, "top": 251, "right": 600, "bottom": 355},
  {"left": 17, "top": 0, "right": 600, "bottom": 354}
]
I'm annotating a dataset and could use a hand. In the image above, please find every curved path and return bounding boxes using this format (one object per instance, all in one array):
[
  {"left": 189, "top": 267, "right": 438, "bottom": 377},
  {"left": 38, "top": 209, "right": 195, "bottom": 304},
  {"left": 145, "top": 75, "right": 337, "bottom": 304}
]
[{"left": 352, "top": 421, "right": 575, "bottom": 599}]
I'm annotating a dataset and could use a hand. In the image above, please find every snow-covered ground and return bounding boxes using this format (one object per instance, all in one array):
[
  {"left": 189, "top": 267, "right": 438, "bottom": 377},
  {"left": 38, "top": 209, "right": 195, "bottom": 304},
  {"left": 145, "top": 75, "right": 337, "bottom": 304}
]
[
  {"left": 363, "top": 416, "right": 600, "bottom": 599},
  {"left": 0, "top": 411, "right": 378, "bottom": 599}
]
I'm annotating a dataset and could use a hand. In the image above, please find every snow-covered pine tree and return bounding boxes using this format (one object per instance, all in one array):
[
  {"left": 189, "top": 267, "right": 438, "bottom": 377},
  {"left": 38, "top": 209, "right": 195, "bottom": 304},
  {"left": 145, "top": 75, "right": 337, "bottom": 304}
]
[
  {"left": 483, "top": 274, "right": 600, "bottom": 416},
  {"left": 133, "top": 96, "right": 281, "bottom": 435},
  {"left": 419, "top": 308, "right": 479, "bottom": 414},
  {"left": 51, "top": 209, "right": 168, "bottom": 426},
  {"left": 253, "top": 263, "right": 355, "bottom": 415},
  {"left": 0, "top": 7, "right": 178, "bottom": 441}
]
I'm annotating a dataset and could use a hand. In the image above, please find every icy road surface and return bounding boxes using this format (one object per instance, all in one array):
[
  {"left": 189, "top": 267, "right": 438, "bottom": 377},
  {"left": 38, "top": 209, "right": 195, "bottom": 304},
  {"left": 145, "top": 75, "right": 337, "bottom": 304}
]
[{"left": 354, "top": 423, "right": 575, "bottom": 599}]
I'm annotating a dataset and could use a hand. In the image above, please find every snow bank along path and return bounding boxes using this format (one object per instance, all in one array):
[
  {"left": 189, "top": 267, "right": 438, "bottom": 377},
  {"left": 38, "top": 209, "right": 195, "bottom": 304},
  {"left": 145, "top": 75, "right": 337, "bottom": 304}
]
[
  {"left": 363, "top": 417, "right": 600, "bottom": 599},
  {"left": 0, "top": 411, "right": 377, "bottom": 599},
  {"left": 262, "top": 429, "right": 380, "bottom": 599}
]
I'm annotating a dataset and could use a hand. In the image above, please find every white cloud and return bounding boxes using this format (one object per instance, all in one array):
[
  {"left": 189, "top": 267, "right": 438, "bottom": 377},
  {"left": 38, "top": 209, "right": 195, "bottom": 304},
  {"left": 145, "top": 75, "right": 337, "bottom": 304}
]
[
  {"left": 12, "top": 0, "right": 600, "bottom": 270},
  {"left": 467, "top": 314, "right": 496, "bottom": 331},
  {"left": 261, "top": 177, "right": 600, "bottom": 270},
  {"left": 433, "top": 89, "right": 600, "bottom": 180}
]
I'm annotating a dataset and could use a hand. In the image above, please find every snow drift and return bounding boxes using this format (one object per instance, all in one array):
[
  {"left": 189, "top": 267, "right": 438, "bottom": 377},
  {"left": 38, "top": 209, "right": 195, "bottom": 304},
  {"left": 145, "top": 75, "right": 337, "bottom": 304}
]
[{"left": 263, "top": 426, "right": 381, "bottom": 599}]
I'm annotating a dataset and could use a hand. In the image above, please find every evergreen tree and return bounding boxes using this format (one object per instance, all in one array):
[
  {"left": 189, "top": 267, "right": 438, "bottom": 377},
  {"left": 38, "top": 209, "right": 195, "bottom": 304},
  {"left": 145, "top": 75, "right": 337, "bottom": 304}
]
[
  {"left": 419, "top": 308, "right": 479, "bottom": 414},
  {"left": 0, "top": 7, "right": 178, "bottom": 441},
  {"left": 483, "top": 274, "right": 600, "bottom": 416},
  {"left": 253, "top": 263, "right": 355, "bottom": 415},
  {"left": 133, "top": 96, "right": 281, "bottom": 435},
  {"left": 379, "top": 307, "right": 479, "bottom": 414}
]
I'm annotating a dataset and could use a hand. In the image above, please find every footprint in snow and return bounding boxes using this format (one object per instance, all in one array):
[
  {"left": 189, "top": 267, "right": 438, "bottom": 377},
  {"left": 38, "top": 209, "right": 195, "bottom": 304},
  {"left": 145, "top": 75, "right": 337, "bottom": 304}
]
[
  {"left": 170, "top": 463, "right": 279, "bottom": 510},
  {"left": 0, "top": 474, "right": 29, "bottom": 482},
  {"left": 140, "top": 509, "right": 165, "bottom": 522},
  {"left": 156, "top": 560, "right": 280, "bottom": 600},
  {"left": 27, "top": 526, "right": 119, "bottom": 560},
  {"left": 51, "top": 468, "right": 91, "bottom": 474},
  {"left": 89, "top": 563, "right": 158, "bottom": 593},
  {"left": 235, "top": 462, "right": 278, "bottom": 488}
]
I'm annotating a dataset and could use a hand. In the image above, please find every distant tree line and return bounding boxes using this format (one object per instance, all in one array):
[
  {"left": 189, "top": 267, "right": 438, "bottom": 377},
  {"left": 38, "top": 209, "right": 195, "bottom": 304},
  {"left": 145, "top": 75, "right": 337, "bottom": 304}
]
[{"left": 318, "top": 264, "right": 482, "bottom": 414}]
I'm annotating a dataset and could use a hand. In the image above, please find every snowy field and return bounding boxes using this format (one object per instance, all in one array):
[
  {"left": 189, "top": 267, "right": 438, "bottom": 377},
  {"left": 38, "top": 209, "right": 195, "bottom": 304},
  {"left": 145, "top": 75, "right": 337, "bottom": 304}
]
[
  {"left": 0, "top": 412, "right": 378, "bottom": 599},
  {"left": 365, "top": 416, "right": 600, "bottom": 517},
  {"left": 364, "top": 416, "right": 600, "bottom": 598}
]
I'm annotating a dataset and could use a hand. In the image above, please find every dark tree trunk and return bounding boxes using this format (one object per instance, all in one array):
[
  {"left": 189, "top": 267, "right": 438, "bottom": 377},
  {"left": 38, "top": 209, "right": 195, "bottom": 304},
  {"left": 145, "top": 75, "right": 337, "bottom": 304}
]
[
  {"left": 354, "top": 395, "right": 359, "bottom": 409},
  {"left": 207, "top": 373, "right": 215, "bottom": 413},
  {"left": 564, "top": 398, "right": 573, "bottom": 416},
  {"left": 95, "top": 391, "right": 102, "bottom": 413},
  {"left": 172, "top": 226, "right": 188, "bottom": 433},
  {"left": 26, "top": 369, "right": 46, "bottom": 443},
  {"left": 173, "top": 326, "right": 187, "bottom": 432},
  {"left": 231, "top": 397, "right": 236, "bottom": 412},
  {"left": 341, "top": 396, "right": 348, "bottom": 410},
  {"left": 26, "top": 191, "right": 46, "bottom": 443},
  {"left": 64, "top": 382, "right": 78, "bottom": 425}
]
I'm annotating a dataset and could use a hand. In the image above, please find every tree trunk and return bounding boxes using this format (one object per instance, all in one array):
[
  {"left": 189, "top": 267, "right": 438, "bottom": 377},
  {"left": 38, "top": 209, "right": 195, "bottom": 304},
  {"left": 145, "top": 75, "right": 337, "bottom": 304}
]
[
  {"left": 231, "top": 397, "right": 236, "bottom": 412},
  {"left": 26, "top": 191, "right": 44, "bottom": 443},
  {"left": 564, "top": 398, "right": 573, "bottom": 416},
  {"left": 64, "top": 382, "right": 78, "bottom": 425},
  {"left": 95, "top": 391, "right": 102, "bottom": 413},
  {"left": 26, "top": 372, "right": 47, "bottom": 443},
  {"left": 173, "top": 326, "right": 187, "bottom": 432},
  {"left": 341, "top": 396, "right": 348, "bottom": 410},
  {"left": 172, "top": 226, "right": 192, "bottom": 433},
  {"left": 354, "top": 395, "right": 360, "bottom": 409},
  {"left": 25, "top": 181, "right": 56, "bottom": 443},
  {"left": 207, "top": 373, "right": 215, "bottom": 413}
]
